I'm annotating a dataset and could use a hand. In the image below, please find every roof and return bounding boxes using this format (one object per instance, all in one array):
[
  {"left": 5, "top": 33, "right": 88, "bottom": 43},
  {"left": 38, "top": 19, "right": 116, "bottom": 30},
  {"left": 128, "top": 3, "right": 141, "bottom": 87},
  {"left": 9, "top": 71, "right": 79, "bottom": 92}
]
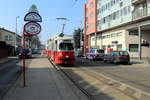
[
  {"left": 0, "top": 28, "right": 15, "bottom": 34},
  {"left": 52, "top": 34, "right": 73, "bottom": 40}
]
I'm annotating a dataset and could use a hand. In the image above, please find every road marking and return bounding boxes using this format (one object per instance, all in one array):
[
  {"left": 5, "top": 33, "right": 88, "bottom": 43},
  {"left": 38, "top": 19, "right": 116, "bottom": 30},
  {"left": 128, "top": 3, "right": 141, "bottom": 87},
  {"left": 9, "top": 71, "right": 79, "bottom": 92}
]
[
  {"left": 119, "top": 84, "right": 127, "bottom": 91},
  {"left": 83, "top": 81, "right": 98, "bottom": 89},
  {"left": 91, "top": 89, "right": 102, "bottom": 95},
  {"left": 78, "top": 80, "right": 86, "bottom": 84},
  {"left": 133, "top": 91, "right": 142, "bottom": 99}
]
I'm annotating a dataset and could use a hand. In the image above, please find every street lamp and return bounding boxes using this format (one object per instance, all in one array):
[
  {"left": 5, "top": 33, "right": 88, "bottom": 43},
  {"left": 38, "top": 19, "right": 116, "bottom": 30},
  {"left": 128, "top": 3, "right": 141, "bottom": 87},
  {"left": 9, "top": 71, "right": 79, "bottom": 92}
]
[{"left": 15, "top": 16, "right": 20, "bottom": 55}]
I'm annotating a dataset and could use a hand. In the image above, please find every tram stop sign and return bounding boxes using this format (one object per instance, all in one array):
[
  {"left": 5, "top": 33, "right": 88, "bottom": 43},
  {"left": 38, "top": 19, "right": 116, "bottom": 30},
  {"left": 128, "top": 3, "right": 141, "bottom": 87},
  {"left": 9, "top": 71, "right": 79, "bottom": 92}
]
[
  {"left": 23, "top": 4, "right": 42, "bottom": 36},
  {"left": 24, "top": 21, "right": 41, "bottom": 36}
]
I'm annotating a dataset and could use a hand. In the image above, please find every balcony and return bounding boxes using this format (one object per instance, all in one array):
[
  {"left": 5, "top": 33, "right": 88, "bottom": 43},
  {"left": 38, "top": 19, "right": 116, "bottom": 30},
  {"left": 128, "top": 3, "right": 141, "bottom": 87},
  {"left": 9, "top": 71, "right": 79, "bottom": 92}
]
[
  {"left": 132, "top": 0, "right": 146, "bottom": 5},
  {"left": 132, "top": 7, "right": 148, "bottom": 20}
]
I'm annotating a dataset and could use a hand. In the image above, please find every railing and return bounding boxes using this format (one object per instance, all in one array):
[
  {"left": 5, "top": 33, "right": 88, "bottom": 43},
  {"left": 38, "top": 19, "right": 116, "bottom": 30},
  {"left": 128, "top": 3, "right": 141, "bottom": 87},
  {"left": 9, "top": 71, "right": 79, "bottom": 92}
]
[
  {"left": 132, "top": 0, "right": 145, "bottom": 5},
  {"left": 132, "top": 7, "right": 148, "bottom": 20}
]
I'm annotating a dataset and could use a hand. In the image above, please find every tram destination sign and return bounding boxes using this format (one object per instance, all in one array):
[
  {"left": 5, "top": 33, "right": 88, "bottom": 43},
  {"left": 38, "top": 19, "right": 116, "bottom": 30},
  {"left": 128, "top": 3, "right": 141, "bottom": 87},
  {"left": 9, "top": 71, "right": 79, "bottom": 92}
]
[{"left": 24, "top": 22, "right": 41, "bottom": 36}]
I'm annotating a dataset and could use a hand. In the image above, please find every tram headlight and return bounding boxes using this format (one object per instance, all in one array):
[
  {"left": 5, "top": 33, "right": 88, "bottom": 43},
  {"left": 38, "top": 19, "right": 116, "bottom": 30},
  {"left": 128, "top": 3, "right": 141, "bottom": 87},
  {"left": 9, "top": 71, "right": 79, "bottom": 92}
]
[
  {"left": 66, "top": 55, "right": 69, "bottom": 58},
  {"left": 58, "top": 52, "right": 63, "bottom": 56}
]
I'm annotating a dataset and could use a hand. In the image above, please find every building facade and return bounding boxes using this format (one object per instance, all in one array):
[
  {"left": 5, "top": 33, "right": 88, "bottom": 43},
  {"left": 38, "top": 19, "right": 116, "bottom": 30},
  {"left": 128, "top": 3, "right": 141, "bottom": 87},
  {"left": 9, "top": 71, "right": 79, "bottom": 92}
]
[
  {"left": 0, "top": 28, "right": 22, "bottom": 55},
  {"left": 84, "top": 0, "right": 150, "bottom": 58},
  {"left": 84, "top": 0, "right": 97, "bottom": 53}
]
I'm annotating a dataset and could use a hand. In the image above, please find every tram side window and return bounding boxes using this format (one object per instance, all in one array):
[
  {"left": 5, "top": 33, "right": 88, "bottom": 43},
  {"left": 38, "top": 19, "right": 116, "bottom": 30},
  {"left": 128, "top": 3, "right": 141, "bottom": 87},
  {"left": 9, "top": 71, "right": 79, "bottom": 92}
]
[{"left": 59, "top": 43, "right": 74, "bottom": 51}]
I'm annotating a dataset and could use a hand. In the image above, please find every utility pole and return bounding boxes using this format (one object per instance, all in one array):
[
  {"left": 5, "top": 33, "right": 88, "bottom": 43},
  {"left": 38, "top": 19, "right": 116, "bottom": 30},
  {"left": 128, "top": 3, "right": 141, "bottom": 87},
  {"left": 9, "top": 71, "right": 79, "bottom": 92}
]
[{"left": 15, "top": 16, "right": 19, "bottom": 55}]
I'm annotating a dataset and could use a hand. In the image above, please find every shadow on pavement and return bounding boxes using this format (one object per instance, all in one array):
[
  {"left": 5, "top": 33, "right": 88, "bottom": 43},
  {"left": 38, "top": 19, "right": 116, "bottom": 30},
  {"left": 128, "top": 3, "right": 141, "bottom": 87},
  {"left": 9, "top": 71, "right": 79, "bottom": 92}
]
[{"left": 61, "top": 67, "right": 114, "bottom": 100}]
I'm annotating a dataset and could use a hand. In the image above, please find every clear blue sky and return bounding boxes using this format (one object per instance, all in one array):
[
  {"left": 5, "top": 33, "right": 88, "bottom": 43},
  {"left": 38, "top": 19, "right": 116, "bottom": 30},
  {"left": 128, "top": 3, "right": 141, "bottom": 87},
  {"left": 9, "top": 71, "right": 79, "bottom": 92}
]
[{"left": 0, "top": 0, "right": 86, "bottom": 44}]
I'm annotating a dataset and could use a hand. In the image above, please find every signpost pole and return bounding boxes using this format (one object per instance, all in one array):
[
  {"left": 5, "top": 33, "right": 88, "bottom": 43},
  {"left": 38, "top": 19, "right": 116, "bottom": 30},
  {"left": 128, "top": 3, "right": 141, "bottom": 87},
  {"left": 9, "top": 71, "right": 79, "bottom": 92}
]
[
  {"left": 22, "top": 4, "right": 42, "bottom": 87},
  {"left": 22, "top": 33, "right": 26, "bottom": 87}
]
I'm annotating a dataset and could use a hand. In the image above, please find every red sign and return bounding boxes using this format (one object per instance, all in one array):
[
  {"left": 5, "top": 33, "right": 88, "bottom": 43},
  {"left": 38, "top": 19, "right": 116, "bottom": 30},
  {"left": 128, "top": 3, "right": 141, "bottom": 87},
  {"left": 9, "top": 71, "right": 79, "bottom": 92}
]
[{"left": 24, "top": 22, "right": 41, "bottom": 36}]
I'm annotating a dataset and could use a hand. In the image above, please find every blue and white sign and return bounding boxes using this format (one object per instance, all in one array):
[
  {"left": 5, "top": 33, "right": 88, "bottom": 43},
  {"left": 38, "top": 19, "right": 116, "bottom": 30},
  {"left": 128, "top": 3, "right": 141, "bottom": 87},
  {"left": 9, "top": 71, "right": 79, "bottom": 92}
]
[
  {"left": 24, "top": 12, "right": 42, "bottom": 22},
  {"left": 24, "top": 4, "right": 42, "bottom": 22}
]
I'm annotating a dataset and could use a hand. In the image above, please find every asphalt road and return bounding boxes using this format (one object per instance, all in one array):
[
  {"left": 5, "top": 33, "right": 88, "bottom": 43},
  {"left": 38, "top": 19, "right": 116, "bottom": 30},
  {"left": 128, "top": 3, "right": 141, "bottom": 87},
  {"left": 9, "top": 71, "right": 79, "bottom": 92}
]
[
  {"left": 75, "top": 57, "right": 150, "bottom": 94},
  {"left": 0, "top": 58, "right": 21, "bottom": 99}
]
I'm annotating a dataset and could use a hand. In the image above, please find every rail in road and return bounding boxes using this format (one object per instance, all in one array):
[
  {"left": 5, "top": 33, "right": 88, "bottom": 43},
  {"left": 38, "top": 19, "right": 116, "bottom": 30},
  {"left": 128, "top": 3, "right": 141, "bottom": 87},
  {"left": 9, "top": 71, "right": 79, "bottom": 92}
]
[
  {"left": 49, "top": 59, "right": 94, "bottom": 100},
  {"left": 74, "top": 57, "right": 150, "bottom": 100},
  {"left": 49, "top": 58, "right": 136, "bottom": 100}
]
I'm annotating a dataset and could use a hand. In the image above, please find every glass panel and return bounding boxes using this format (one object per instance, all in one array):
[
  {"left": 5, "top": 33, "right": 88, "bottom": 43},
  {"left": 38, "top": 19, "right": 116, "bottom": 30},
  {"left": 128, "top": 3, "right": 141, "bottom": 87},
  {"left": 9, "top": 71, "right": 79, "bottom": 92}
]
[
  {"left": 59, "top": 43, "right": 73, "bottom": 51},
  {"left": 129, "top": 44, "right": 139, "bottom": 52}
]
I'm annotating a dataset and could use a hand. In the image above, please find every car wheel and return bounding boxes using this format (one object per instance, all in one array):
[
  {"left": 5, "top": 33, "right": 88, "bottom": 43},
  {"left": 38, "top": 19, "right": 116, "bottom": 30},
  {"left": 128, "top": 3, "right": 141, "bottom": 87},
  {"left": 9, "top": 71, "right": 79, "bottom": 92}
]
[
  {"left": 113, "top": 59, "right": 118, "bottom": 64},
  {"left": 92, "top": 57, "right": 95, "bottom": 61},
  {"left": 85, "top": 56, "right": 88, "bottom": 59},
  {"left": 103, "top": 59, "right": 107, "bottom": 63}
]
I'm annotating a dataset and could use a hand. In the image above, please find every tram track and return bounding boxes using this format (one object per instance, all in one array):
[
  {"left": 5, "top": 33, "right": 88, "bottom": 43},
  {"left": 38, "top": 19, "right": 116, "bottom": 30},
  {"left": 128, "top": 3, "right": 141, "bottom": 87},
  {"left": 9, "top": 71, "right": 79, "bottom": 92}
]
[
  {"left": 48, "top": 58, "right": 137, "bottom": 100},
  {"left": 49, "top": 58, "right": 94, "bottom": 100}
]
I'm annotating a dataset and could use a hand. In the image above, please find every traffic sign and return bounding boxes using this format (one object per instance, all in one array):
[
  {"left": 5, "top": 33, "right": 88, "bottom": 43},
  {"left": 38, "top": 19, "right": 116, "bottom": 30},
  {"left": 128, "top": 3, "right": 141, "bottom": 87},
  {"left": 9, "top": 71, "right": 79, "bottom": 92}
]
[
  {"left": 24, "top": 12, "right": 42, "bottom": 22},
  {"left": 24, "top": 22, "right": 41, "bottom": 36}
]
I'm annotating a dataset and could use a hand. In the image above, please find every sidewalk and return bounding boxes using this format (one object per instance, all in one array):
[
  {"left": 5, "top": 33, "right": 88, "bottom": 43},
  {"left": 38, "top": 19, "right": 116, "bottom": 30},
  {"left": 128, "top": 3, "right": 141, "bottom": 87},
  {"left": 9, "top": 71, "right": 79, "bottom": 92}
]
[
  {"left": 2, "top": 55, "right": 88, "bottom": 100},
  {"left": 130, "top": 58, "right": 150, "bottom": 67}
]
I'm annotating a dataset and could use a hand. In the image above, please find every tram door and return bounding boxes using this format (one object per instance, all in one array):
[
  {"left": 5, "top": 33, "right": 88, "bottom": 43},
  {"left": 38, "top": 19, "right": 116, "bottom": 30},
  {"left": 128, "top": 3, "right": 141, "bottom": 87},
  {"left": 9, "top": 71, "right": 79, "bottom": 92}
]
[{"left": 54, "top": 40, "right": 57, "bottom": 61}]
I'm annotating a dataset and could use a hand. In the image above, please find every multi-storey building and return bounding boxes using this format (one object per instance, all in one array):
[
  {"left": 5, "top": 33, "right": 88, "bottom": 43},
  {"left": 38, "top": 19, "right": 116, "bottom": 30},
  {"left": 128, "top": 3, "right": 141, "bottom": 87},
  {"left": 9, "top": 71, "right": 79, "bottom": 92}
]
[
  {"left": 84, "top": 0, "right": 97, "bottom": 53},
  {"left": 84, "top": 0, "right": 150, "bottom": 58}
]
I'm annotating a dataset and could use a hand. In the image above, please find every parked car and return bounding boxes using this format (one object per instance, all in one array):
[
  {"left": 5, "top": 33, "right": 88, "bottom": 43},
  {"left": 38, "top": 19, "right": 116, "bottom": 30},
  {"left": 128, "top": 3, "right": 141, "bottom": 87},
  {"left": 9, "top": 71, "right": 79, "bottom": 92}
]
[
  {"left": 19, "top": 48, "right": 32, "bottom": 59},
  {"left": 85, "top": 48, "right": 105, "bottom": 60},
  {"left": 75, "top": 49, "right": 84, "bottom": 57},
  {"left": 103, "top": 51, "right": 130, "bottom": 64}
]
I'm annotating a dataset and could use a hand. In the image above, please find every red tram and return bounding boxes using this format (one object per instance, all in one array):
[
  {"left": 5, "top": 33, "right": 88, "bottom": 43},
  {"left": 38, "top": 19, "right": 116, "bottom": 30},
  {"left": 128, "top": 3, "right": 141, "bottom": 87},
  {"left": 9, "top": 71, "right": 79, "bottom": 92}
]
[{"left": 46, "top": 34, "right": 75, "bottom": 64}]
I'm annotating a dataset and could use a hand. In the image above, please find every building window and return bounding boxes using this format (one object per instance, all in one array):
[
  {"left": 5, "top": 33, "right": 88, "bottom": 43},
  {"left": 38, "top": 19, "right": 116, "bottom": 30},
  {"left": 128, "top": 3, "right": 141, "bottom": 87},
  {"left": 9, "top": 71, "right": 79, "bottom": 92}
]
[
  {"left": 90, "top": 12, "right": 94, "bottom": 18},
  {"left": 117, "top": 32, "right": 122, "bottom": 36},
  {"left": 102, "top": 35, "right": 106, "bottom": 39},
  {"left": 123, "top": 7, "right": 127, "bottom": 15},
  {"left": 111, "top": 33, "right": 116, "bottom": 37},
  {"left": 120, "top": 9, "right": 123, "bottom": 16},
  {"left": 117, "top": 44, "right": 122, "bottom": 50},
  {"left": 129, "top": 31, "right": 138, "bottom": 36},
  {"left": 120, "top": 2, "right": 123, "bottom": 7},
  {"left": 102, "top": 45, "right": 106, "bottom": 50},
  {"left": 128, "top": 6, "right": 131, "bottom": 14},
  {"left": 106, "top": 35, "right": 111, "bottom": 38},
  {"left": 129, "top": 44, "right": 139, "bottom": 52},
  {"left": 5, "top": 35, "right": 12, "bottom": 41},
  {"left": 90, "top": 2, "right": 93, "bottom": 8},
  {"left": 92, "top": 37, "right": 95, "bottom": 41},
  {"left": 113, "top": 12, "right": 116, "bottom": 20},
  {"left": 107, "top": 45, "right": 111, "bottom": 49}
]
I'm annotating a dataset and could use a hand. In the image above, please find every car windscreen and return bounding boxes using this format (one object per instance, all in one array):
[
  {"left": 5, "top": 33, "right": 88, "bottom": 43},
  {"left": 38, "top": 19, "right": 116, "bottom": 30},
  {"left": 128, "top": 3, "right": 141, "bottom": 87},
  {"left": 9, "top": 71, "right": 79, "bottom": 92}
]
[
  {"left": 97, "top": 50, "right": 104, "bottom": 54},
  {"left": 120, "top": 51, "right": 129, "bottom": 56},
  {"left": 119, "top": 51, "right": 129, "bottom": 56},
  {"left": 59, "top": 43, "right": 74, "bottom": 51},
  {"left": 21, "top": 49, "right": 29, "bottom": 54}
]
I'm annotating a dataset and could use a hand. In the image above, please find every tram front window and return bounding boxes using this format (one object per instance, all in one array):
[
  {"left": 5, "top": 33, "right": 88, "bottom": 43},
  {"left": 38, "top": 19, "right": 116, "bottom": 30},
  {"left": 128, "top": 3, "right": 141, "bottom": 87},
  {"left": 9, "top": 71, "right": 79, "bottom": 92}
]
[{"left": 59, "top": 43, "right": 74, "bottom": 51}]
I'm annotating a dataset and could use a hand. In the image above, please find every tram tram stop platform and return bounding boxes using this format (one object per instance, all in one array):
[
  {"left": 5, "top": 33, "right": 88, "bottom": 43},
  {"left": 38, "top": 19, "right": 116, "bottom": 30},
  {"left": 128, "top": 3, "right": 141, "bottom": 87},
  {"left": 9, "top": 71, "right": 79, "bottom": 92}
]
[{"left": 2, "top": 55, "right": 89, "bottom": 100}]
